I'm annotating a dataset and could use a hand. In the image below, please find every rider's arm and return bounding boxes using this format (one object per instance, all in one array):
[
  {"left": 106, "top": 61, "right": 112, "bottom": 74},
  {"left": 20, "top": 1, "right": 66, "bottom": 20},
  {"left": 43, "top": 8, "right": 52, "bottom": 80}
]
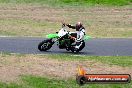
[{"left": 67, "top": 24, "right": 76, "bottom": 29}]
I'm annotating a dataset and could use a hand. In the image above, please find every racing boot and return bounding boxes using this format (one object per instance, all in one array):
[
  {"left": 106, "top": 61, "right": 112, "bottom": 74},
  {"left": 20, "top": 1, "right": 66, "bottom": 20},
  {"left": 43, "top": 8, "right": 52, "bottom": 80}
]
[{"left": 74, "top": 41, "right": 83, "bottom": 52}]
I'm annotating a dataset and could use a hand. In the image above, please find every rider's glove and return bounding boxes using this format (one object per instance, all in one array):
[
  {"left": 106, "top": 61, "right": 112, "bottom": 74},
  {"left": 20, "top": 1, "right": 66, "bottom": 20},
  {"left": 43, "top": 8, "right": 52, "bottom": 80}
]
[
  {"left": 69, "top": 36, "right": 76, "bottom": 40},
  {"left": 66, "top": 24, "right": 71, "bottom": 26}
]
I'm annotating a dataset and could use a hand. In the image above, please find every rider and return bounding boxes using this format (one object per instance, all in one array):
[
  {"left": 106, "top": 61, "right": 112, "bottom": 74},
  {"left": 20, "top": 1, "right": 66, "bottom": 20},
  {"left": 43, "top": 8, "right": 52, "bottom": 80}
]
[{"left": 65, "top": 22, "right": 86, "bottom": 49}]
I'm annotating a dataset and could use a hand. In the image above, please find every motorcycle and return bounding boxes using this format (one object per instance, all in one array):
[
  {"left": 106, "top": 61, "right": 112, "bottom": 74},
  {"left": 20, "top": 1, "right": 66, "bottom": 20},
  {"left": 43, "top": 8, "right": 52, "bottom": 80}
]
[{"left": 38, "top": 24, "right": 91, "bottom": 53}]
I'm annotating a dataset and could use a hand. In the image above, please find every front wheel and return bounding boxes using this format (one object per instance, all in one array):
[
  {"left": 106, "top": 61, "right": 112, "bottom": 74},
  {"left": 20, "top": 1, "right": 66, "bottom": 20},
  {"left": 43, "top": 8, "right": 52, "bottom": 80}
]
[{"left": 38, "top": 39, "right": 53, "bottom": 51}]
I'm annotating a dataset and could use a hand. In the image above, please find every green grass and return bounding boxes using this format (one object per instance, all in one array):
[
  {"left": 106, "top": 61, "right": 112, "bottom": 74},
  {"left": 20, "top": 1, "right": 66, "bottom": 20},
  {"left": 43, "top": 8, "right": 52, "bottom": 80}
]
[
  {"left": 0, "top": 53, "right": 132, "bottom": 88},
  {"left": 0, "top": 0, "right": 131, "bottom": 6},
  {"left": 0, "top": 75, "right": 132, "bottom": 88},
  {"left": 21, "top": 75, "right": 132, "bottom": 88},
  {"left": 0, "top": 82, "right": 22, "bottom": 88},
  {"left": 47, "top": 54, "right": 132, "bottom": 67},
  {"left": 0, "top": 76, "right": 132, "bottom": 88}
]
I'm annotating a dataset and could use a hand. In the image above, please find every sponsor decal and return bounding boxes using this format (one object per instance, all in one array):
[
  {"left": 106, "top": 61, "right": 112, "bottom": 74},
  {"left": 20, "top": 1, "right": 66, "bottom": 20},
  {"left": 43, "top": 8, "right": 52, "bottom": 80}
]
[{"left": 76, "top": 66, "right": 131, "bottom": 85}]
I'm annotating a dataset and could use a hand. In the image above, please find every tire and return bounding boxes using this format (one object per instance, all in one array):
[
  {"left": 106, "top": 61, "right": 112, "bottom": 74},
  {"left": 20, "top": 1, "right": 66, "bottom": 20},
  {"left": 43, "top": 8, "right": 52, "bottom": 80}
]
[
  {"left": 66, "top": 48, "right": 70, "bottom": 51},
  {"left": 38, "top": 39, "right": 53, "bottom": 51},
  {"left": 76, "top": 75, "right": 86, "bottom": 85},
  {"left": 70, "top": 45, "right": 76, "bottom": 53},
  {"left": 71, "top": 47, "right": 79, "bottom": 53},
  {"left": 78, "top": 41, "right": 85, "bottom": 51}
]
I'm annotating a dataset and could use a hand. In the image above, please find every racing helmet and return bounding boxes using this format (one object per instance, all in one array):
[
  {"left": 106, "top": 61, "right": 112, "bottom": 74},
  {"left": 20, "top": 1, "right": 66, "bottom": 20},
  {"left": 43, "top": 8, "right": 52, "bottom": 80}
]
[{"left": 76, "top": 22, "right": 82, "bottom": 30}]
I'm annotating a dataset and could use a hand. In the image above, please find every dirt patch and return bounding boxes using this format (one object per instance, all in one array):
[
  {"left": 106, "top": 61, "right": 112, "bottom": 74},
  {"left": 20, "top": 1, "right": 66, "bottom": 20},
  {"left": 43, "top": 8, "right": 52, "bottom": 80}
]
[{"left": 0, "top": 54, "right": 132, "bottom": 82}]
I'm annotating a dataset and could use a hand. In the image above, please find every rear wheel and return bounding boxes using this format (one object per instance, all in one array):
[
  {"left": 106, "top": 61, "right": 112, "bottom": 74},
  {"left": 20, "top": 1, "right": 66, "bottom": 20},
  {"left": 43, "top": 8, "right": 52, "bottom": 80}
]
[
  {"left": 71, "top": 47, "right": 79, "bottom": 53},
  {"left": 78, "top": 41, "right": 85, "bottom": 51},
  {"left": 38, "top": 39, "right": 53, "bottom": 51}
]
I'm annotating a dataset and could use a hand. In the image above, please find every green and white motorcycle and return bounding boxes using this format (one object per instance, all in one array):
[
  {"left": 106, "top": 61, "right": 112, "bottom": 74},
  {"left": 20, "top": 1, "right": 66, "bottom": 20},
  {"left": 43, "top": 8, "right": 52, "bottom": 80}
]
[{"left": 38, "top": 24, "right": 91, "bottom": 53}]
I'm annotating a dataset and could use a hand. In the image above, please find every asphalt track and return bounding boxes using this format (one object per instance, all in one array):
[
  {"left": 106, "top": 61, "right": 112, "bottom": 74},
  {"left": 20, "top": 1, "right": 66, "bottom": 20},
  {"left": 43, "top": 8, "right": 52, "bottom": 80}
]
[{"left": 0, "top": 37, "right": 132, "bottom": 56}]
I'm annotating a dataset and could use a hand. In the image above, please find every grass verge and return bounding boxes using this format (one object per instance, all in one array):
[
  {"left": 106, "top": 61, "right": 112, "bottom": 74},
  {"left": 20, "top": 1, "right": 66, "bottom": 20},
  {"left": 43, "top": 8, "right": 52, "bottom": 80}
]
[
  {"left": 0, "top": 53, "right": 132, "bottom": 87},
  {"left": 0, "top": 19, "right": 59, "bottom": 36},
  {"left": 46, "top": 54, "right": 132, "bottom": 67},
  {"left": 0, "top": 0, "right": 131, "bottom": 7},
  {"left": 0, "top": 0, "right": 131, "bottom": 38},
  {"left": 0, "top": 4, "right": 131, "bottom": 37},
  {"left": 0, "top": 75, "right": 132, "bottom": 88},
  {"left": 1, "top": 52, "right": 132, "bottom": 67}
]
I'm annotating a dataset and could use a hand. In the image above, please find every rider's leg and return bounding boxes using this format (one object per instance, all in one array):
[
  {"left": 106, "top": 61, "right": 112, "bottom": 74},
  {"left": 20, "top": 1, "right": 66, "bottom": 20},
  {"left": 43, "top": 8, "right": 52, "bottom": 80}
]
[
  {"left": 76, "top": 29, "right": 85, "bottom": 41},
  {"left": 75, "top": 31, "right": 84, "bottom": 49}
]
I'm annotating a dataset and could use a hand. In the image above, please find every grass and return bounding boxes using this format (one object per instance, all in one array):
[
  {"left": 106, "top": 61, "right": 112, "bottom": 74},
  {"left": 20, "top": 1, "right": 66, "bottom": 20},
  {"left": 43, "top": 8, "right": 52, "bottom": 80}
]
[
  {"left": 0, "top": 4, "right": 131, "bottom": 38},
  {"left": 0, "top": 0, "right": 131, "bottom": 38},
  {"left": 0, "top": 75, "right": 131, "bottom": 88},
  {"left": 1, "top": 52, "right": 132, "bottom": 67},
  {"left": 0, "top": 0, "right": 131, "bottom": 37},
  {"left": 47, "top": 54, "right": 132, "bottom": 67},
  {"left": 0, "top": 18, "right": 132, "bottom": 37},
  {"left": 0, "top": 0, "right": 131, "bottom": 6},
  {"left": 0, "top": 82, "right": 21, "bottom": 88},
  {"left": 0, "top": 53, "right": 132, "bottom": 87},
  {"left": 0, "top": 19, "right": 59, "bottom": 36}
]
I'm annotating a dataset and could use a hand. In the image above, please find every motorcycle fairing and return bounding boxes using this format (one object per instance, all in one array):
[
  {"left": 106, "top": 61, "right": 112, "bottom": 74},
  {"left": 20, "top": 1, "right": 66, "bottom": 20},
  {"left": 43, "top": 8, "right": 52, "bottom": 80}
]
[
  {"left": 84, "top": 35, "right": 91, "bottom": 40},
  {"left": 46, "top": 34, "right": 59, "bottom": 38}
]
